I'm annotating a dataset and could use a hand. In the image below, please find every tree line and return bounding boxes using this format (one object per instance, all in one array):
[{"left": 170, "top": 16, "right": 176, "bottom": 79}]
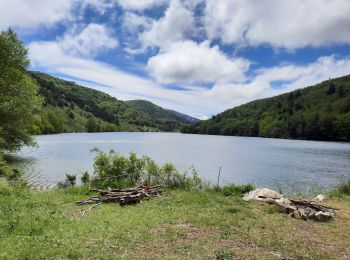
[{"left": 182, "top": 77, "right": 350, "bottom": 141}]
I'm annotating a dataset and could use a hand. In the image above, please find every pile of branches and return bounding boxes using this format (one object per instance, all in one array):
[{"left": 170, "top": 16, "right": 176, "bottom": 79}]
[{"left": 77, "top": 185, "right": 162, "bottom": 207}]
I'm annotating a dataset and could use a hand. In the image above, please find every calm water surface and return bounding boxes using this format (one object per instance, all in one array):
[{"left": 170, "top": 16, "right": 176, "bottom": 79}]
[{"left": 16, "top": 132, "right": 350, "bottom": 193}]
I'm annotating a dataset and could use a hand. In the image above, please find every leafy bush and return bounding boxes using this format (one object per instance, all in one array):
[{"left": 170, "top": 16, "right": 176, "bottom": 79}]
[
  {"left": 80, "top": 172, "right": 90, "bottom": 185},
  {"left": 221, "top": 183, "right": 255, "bottom": 197},
  {"left": 65, "top": 174, "right": 76, "bottom": 186},
  {"left": 90, "top": 148, "right": 208, "bottom": 190}
]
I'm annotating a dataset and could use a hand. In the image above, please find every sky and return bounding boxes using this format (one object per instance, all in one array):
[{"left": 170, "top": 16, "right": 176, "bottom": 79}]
[{"left": 1, "top": 0, "right": 350, "bottom": 119}]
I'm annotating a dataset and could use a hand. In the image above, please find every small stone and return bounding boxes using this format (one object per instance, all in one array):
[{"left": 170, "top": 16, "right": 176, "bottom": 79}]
[
  {"left": 314, "top": 211, "right": 335, "bottom": 222},
  {"left": 314, "top": 194, "right": 326, "bottom": 202},
  {"left": 291, "top": 210, "right": 302, "bottom": 219},
  {"left": 274, "top": 198, "right": 297, "bottom": 214}
]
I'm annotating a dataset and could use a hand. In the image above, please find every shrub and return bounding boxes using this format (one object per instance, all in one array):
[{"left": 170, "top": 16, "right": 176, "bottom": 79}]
[
  {"left": 65, "top": 174, "right": 76, "bottom": 186},
  {"left": 221, "top": 183, "right": 255, "bottom": 197},
  {"left": 90, "top": 148, "right": 208, "bottom": 190},
  {"left": 81, "top": 172, "right": 90, "bottom": 185}
]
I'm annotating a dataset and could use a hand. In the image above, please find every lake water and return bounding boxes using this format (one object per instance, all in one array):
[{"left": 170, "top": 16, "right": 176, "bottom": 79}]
[{"left": 16, "top": 132, "right": 350, "bottom": 194}]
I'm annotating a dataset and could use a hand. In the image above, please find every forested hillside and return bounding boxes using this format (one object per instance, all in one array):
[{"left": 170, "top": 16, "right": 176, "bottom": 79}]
[
  {"left": 181, "top": 75, "right": 350, "bottom": 141},
  {"left": 30, "top": 72, "right": 194, "bottom": 134},
  {"left": 127, "top": 100, "right": 199, "bottom": 131}
]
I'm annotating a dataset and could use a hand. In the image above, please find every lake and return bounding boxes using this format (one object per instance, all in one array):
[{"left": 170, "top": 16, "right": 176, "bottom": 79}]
[{"left": 16, "top": 132, "right": 350, "bottom": 194}]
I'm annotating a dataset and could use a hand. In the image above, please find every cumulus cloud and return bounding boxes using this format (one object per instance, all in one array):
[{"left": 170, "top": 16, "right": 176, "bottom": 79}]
[
  {"left": 115, "top": 0, "right": 167, "bottom": 10},
  {"left": 205, "top": 0, "right": 350, "bottom": 49},
  {"left": 59, "top": 24, "right": 118, "bottom": 57},
  {"left": 206, "top": 56, "right": 350, "bottom": 111},
  {"left": 0, "top": 0, "right": 74, "bottom": 30},
  {"left": 147, "top": 40, "right": 250, "bottom": 84},
  {"left": 139, "top": 0, "right": 194, "bottom": 49}
]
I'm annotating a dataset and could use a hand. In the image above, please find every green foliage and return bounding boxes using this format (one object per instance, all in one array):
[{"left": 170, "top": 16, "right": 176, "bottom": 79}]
[
  {"left": 216, "top": 249, "right": 235, "bottom": 260},
  {"left": 0, "top": 154, "right": 13, "bottom": 178},
  {"left": 80, "top": 172, "right": 90, "bottom": 185},
  {"left": 127, "top": 100, "right": 198, "bottom": 131},
  {"left": 221, "top": 183, "right": 255, "bottom": 197},
  {"left": 259, "top": 115, "right": 276, "bottom": 137},
  {"left": 30, "top": 72, "right": 195, "bottom": 134},
  {"left": 90, "top": 148, "right": 207, "bottom": 190},
  {"left": 0, "top": 29, "right": 42, "bottom": 151},
  {"left": 182, "top": 75, "right": 350, "bottom": 141},
  {"left": 86, "top": 117, "right": 100, "bottom": 132},
  {"left": 65, "top": 174, "right": 76, "bottom": 187},
  {"left": 338, "top": 180, "right": 350, "bottom": 195},
  {"left": 0, "top": 178, "right": 13, "bottom": 195}
]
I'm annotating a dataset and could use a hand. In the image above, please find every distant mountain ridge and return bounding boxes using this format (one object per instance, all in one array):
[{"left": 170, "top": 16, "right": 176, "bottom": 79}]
[
  {"left": 30, "top": 72, "right": 197, "bottom": 134},
  {"left": 126, "top": 100, "right": 199, "bottom": 130},
  {"left": 181, "top": 75, "right": 350, "bottom": 141}
]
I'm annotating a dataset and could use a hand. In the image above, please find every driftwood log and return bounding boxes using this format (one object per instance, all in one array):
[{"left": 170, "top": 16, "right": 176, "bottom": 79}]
[{"left": 77, "top": 185, "right": 162, "bottom": 207}]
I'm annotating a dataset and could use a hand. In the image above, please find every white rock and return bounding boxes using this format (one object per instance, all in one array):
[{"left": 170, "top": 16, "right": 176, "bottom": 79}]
[
  {"left": 274, "top": 197, "right": 297, "bottom": 214},
  {"left": 314, "top": 194, "right": 326, "bottom": 202},
  {"left": 243, "top": 188, "right": 284, "bottom": 202}
]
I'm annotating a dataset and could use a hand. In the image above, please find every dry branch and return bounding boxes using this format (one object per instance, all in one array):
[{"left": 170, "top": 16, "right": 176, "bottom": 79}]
[{"left": 77, "top": 185, "right": 162, "bottom": 207}]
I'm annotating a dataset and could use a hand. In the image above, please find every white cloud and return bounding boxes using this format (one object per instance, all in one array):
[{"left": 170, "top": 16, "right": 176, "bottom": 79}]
[
  {"left": 59, "top": 24, "right": 118, "bottom": 57},
  {"left": 205, "top": 0, "right": 350, "bottom": 49},
  {"left": 122, "top": 12, "right": 152, "bottom": 33},
  {"left": 0, "top": 0, "right": 74, "bottom": 30},
  {"left": 80, "top": 0, "right": 115, "bottom": 14},
  {"left": 139, "top": 0, "right": 194, "bottom": 49},
  {"left": 205, "top": 56, "right": 350, "bottom": 111},
  {"left": 147, "top": 40, "right": 250, "bottom": 84},
  {"left": 115, "top": 0, "right": 167, "bottom": 10}
]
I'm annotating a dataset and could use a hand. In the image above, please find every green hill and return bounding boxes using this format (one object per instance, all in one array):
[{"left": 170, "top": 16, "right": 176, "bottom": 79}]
[
  {"left": 127, "top": 100, "right": 199, "bottom": 131},
  {"left": 29, "top": 72, "right": 195, "bottom": 134},
  {"left": 181, "top": 75, "right": 350, "bottom": 141}
]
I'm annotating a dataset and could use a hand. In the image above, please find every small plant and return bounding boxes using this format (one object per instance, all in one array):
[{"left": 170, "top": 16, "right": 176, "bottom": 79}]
[
  {"left": 338, "top": 180, "right": 350, "bottom": 195},
  {"left": 216, "top": 249, "right": 234, "bottom": 260},
  {"left": 329, "top": 179, "right": 350, "bottom": 197},
  {"left": 65, "top": 174, "right": 76, "bottom": 186},
  {"left": 221, "top": 183, "right": 255, "bottom": 197},
  {"left": 81, "top": 172, "right": 90, "bottom": 185}
]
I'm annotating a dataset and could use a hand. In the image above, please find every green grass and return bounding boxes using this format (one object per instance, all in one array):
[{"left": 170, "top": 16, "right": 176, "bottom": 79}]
[{"left": 1, "top": 184, "right": 350, "bottom": 259}]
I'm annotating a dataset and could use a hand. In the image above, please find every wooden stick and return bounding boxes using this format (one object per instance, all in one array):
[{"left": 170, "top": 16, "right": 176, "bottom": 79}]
[
  {"left": 82, "top": 202, "right": 103, "bottom": 216},
  {"left": 216, "top": 166, "right": 222, "bottom": 188}
]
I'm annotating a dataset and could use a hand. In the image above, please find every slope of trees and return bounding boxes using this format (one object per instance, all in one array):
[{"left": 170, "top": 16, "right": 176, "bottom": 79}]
[
  {"left": 30, "top": 72, "right": 194, "bottom": 134},
  {"left": 181, "top": 75, "right": 350, "bottom": 141},
  {"left": 127, "top": 100, "right": 199, "bottom": 131}
]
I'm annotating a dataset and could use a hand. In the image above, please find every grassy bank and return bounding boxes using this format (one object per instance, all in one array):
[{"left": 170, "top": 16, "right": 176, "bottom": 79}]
[{"left": 1, "top": 182, "right": 350, "bottom": 259}]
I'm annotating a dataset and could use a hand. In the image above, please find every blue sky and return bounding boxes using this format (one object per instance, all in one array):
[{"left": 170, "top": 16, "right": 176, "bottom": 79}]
[{"left": 1, "top": 0, "right": 350, "bottom": 119}]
